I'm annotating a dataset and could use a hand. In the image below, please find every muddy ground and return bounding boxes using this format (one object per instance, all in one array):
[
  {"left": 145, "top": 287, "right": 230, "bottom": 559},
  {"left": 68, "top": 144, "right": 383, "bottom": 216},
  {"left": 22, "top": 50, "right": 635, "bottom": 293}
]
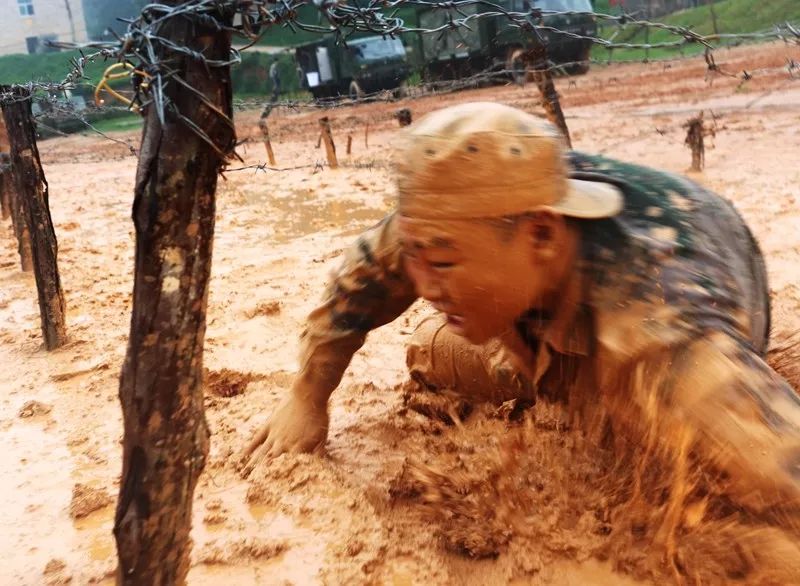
[{"left": 1, "top": 42, "right": 799, "bottom": 585}]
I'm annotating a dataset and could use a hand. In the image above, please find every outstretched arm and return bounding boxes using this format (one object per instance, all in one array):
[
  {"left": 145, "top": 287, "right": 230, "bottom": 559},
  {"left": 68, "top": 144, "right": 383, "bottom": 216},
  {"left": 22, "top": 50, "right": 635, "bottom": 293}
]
[
  {"left": 294, "top": 212, "right": 418, "bottom": 405},
  {"left": 242, "top": 213, "right": 417, "bottom": 470}
]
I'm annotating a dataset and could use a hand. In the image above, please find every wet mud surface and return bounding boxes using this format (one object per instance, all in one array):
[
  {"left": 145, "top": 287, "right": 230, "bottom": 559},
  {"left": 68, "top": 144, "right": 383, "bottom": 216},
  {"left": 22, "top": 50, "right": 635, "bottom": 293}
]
[{"left": 1, "top": 42, "right": 799, "bottom": 584}]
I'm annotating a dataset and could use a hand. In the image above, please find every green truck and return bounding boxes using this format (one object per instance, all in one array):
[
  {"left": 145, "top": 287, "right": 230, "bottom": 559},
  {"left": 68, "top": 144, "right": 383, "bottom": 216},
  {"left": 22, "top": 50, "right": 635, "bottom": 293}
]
[
  {"left": 294, "top": 35, "right": 412, "bottom": 100},
  {"left": 292, "top": 0, "right": 596, "bottom": 99},
  {"left": 406, "top": 0, "right": 598, "bottom": 82}
]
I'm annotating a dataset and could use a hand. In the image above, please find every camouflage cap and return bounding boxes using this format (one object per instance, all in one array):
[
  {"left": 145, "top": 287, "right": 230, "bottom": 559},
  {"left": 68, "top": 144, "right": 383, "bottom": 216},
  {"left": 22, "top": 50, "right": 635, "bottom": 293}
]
[{"left": 394, "top": 102, "right": 623, "bottom": 220}]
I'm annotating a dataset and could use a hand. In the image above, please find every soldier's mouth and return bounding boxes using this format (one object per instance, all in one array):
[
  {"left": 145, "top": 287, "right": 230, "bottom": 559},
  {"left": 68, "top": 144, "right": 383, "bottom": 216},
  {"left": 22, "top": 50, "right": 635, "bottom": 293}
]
[
  {"left": 445, "top": 313, "right": 465, "bottom": 328},
  {"left": 431, "top": 303, "right": 466, "bottom": 329}
]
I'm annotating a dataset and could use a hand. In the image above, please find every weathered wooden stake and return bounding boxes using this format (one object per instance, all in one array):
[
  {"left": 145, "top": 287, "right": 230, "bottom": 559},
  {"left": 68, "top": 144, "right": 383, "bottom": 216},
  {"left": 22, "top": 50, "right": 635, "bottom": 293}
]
[
  {"left": 528, "top": 44, "right": 572, "bottom": 148},
  {"left": 1, "top": 86, "right": 65, "bottom": 347},
  {"left": 684, "top": 111, "right": 709, "bottom": 172},
  {"left": 113, "top": 2, "right": 236, "bottom": 584},
  {"left": 395, "top": 108, "right": 412, "bottom": 127},
  {"left": 346, "top": 134, "right": 352, "bottom": 156},
  {"left": 258, "top": 116, "right": 276, "bottom": 166},
  {"left": 365, "top": 122, "right": 369, "bottom": 148},
  {"left": 319, "top": 116, "right": 338, "bottom": 169}
]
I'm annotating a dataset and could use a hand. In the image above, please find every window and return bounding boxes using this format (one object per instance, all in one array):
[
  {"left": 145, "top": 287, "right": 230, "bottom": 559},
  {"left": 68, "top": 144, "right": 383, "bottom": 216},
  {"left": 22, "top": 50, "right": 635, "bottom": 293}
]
[
  {"left": 25, "top": 36, "right": 39, "bottom": 54},
  {"left": 349, "top": 37, "right": 406, "bottom": 62},
  {"left": 18, "top": 0, "right": 35, "bottom": 17}
]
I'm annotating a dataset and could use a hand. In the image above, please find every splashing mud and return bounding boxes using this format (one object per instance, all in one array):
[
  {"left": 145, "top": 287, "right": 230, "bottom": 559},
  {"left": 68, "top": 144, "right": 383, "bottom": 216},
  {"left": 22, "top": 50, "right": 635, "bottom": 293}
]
[{"left": 396, "top": 391, "right": 800, "bottom": 585}]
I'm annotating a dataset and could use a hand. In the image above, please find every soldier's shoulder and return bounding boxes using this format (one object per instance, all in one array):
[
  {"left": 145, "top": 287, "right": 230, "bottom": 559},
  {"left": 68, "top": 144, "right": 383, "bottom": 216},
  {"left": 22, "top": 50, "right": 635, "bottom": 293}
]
[
  {"left": 569, "top": 151, "right": 726, "bottom": 226},
  {"left": 569, "top": 152, "right": 698, "bottom": 197}
]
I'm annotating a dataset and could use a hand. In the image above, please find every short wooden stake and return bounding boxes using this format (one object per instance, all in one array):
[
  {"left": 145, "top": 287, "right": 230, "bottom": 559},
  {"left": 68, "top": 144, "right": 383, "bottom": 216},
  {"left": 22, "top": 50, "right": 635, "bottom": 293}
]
[
  {"left": 395, "top": 108, "right": 412, "bottom": 127},
  {"left": 258, "top": 117, "right": 276, "bottom": 166},
  {"left": 684, "top": 111, "right": 711, "bottom": 172},
  {"left": 319, "top": 116, "right": 338, "bottom": 169}
]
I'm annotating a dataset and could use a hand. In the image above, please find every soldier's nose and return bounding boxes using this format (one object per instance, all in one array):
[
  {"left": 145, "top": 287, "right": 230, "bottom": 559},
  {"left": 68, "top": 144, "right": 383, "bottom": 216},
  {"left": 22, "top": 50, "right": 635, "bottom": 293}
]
[{"left": 413, "top": 274, "right": 444, "bottom": 303}]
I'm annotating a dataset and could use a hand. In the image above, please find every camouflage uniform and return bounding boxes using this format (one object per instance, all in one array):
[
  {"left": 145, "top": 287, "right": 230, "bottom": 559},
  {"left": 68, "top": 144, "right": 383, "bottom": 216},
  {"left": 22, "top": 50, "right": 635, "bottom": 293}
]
[{"left": 296, "top": 152, "right": 800, "bottom": 506}]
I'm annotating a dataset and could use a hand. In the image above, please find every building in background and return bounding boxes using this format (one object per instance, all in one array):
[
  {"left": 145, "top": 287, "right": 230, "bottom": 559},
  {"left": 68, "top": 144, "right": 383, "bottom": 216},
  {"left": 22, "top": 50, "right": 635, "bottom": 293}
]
[{"left": 0, "top": 0, "right": 89, "bottom": 56}]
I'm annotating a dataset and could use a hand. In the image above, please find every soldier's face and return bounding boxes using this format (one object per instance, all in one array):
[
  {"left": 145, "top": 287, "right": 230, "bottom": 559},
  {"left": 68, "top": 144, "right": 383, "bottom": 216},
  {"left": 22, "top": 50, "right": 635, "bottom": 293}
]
[{"left": 399, "top": 217, "right": 550, "bottom": 344}]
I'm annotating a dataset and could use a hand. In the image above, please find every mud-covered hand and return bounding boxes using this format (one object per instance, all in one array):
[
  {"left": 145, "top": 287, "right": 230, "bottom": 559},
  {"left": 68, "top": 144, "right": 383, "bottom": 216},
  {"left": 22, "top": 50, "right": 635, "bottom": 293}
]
[
  {"left": 240, "top": 392, "right": 329, "bottom": 477},
  {"left": 240, "top": 213, "right": 416, "bottom": 477}
]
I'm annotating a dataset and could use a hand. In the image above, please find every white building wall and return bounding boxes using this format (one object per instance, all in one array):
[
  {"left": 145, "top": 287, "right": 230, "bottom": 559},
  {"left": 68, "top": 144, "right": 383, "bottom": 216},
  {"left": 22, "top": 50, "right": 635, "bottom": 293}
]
[{"left": 0, "top": 0, "right": 88, "bottom": 56}]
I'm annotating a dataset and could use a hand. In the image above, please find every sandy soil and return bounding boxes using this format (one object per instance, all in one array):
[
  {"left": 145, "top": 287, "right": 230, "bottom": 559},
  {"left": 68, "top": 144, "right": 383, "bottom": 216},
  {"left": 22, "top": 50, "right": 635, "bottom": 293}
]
[{"left": 1, "top": 41, "right": 799, "bottom": 585}]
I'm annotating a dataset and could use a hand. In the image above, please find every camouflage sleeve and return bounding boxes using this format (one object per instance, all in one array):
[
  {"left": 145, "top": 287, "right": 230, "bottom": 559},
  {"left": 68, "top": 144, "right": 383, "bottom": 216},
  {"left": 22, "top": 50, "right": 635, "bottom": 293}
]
[
  {"left": 604, "top": 330, "right": 800, "bottom": 510},
  {"left": 293, "top": 212, "right": 418, "bottom": 406}
]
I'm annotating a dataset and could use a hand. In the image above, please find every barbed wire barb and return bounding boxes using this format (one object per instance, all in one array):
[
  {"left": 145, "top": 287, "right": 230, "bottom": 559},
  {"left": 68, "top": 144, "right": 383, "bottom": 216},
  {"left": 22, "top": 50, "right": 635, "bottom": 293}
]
[{"left": 0, "top": 1, "right": 796, "bottom": 155}]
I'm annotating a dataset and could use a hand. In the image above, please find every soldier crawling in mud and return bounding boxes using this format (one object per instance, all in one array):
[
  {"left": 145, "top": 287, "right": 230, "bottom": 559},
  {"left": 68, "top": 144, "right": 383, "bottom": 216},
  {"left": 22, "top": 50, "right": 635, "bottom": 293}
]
[{"left": 242, "top": 102, "right": 800, "bottom": 512}]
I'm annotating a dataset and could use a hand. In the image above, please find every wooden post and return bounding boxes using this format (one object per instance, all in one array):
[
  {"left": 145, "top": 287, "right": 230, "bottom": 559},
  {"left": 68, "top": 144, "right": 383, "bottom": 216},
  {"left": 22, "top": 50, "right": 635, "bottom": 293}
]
[
  {"left": 684, "top": 111, "right": 710, "bottom": 172},
  {"left": 527, "top": 42, "right": 572, "bottom": 149},
  {"left": 364, "top": 122, "right": 369, "bottom": 148},
  {"left": 395, "top": 108, "right": 412, "bottom": 127},
  {"left": 1, "top": 86, "right": 65, "bottom": 347},
  {"left": 319, "top": 116, "right": 338, "bottom": 169},
  {"left": 346, "top": 134, "right": 352, "bottom": 156},
  {"left": 112, "top": 2, "right": 236, "bottom": 584},
  {"left": 258, "top": 116, "right": 276, "bottom": 166}
]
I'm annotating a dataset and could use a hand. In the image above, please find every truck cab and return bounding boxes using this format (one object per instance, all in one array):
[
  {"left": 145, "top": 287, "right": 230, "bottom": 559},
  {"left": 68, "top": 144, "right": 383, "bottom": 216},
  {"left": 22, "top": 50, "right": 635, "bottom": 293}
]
[
  {"left": 409, "top": 0, "right": 597, "bottom": 81},
  {"left": 295, "top": 35, "right": 411, "bottom": 100}
]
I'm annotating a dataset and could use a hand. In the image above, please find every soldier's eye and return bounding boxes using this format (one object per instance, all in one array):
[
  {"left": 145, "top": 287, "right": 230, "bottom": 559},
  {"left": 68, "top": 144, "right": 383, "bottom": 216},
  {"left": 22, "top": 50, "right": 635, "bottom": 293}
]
[{"left": 430, "top": 261, "right": 455, "bottom": 270}]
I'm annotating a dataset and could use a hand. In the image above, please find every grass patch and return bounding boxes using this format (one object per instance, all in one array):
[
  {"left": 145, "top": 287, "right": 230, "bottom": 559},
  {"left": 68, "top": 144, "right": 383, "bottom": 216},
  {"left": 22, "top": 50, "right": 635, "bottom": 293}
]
[
  {"left": 592, "top": 0, "right": 800, "bottom": 62},
  {"left": 87, "top": 115, "right": 143, "bottom": 134},
  {"left": 0, "top": 50, "right": 110, "bottom": 86}
]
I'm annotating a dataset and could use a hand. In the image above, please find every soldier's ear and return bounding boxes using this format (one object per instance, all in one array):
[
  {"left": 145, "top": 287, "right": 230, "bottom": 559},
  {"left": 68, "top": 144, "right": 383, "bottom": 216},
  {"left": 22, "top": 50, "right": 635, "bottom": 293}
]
[{"left": 522, "top": 212, "right": 566, "bottom": 263}]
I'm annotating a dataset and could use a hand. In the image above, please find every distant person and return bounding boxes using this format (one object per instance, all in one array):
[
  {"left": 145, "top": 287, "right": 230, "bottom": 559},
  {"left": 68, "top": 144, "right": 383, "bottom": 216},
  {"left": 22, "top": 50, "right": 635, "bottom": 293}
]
[{"left": 269, "top": 58, "right": 281, "bottom": 102}]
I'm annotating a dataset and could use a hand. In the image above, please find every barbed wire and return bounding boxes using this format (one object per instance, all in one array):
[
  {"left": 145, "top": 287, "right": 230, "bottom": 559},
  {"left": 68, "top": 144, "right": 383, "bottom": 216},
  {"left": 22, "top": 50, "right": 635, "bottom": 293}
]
[
  {"left": 0, "top": 48, "right": 117, "bottom": 106},
  {"left": 239, "top": 59, "right": 798, "bottom": 114},
  {"left": 16, "top": 53, "right": 799, "bottom": 129},
  {"left": 3, "top": 2, "right": 798, "bottom": 104},
  {"left": 225, "top": 157, "right": 390, "bottom": 174},
  {"left": 0, "top": 1, "right": 797, "bottom": 155}
]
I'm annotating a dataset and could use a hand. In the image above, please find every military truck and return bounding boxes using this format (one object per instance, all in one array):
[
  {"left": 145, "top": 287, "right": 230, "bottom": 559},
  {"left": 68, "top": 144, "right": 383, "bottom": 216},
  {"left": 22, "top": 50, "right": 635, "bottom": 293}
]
[
  {"left": 294, "top": 35, "right": 412, "bottom": 100},
  {"left": 406, "top": 0, "right": 598, "bottom": 83}
]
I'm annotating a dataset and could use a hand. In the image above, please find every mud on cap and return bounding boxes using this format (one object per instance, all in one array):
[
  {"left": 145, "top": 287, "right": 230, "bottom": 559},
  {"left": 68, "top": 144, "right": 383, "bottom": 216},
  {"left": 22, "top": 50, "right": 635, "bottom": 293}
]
[{"left": 394, "top": 102, "right": 623, "bottom": 221}]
